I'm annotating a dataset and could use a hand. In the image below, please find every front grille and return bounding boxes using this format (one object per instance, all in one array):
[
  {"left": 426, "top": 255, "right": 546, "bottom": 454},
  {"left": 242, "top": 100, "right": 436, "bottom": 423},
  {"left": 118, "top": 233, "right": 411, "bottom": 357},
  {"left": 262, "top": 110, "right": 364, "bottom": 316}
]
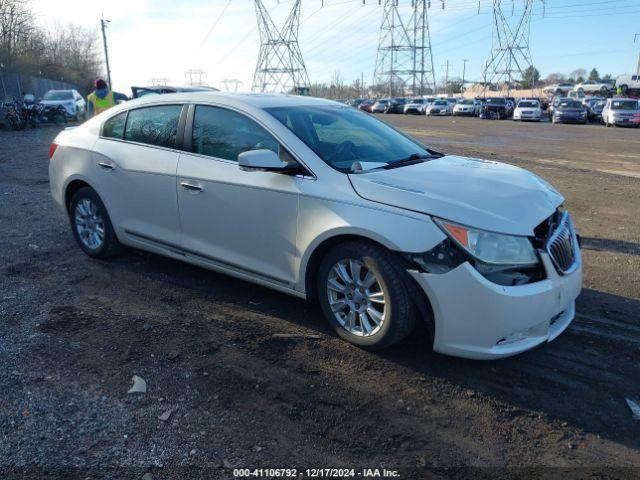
[{"left": 545, "top": 211, "right": 576, "bottom": 274}]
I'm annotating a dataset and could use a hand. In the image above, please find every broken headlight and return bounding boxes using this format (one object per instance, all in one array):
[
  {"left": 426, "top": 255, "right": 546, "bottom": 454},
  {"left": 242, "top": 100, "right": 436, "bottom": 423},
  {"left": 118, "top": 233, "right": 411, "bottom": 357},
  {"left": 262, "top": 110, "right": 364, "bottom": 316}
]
[
  {"left": 433, "top": 218, "right": 539, "bottom": 266},
  {"left": 406, "top": 219, "right": 545, "bottom": 286}
]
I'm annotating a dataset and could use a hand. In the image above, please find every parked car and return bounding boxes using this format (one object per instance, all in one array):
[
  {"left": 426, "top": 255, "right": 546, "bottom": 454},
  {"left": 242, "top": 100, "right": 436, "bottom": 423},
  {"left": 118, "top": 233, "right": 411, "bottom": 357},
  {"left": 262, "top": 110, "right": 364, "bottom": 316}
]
[
  {"left": 543, "top": 83, "right": 575, "bottom": 96},
  {"left": 426, "top": 99, "right": 451, "bottom": 116},
  {"left": 479, "top": 97, "right": 510, "bottom": 119},
  {"left": 548, "top": 96, "right": 570, "bottom": 116},
  {"left": 452, "top": 99, "right": 479, "bottom": 117},
  {"left": 384, "top": 98, "right": 407, "bottom": 114},
  {"left": 403, "top": 98, "right": 427, "bottom": 115},
  {"left": 41, "top": 89, "right": 87, "bottom": 121},
  {"left": 583, "top": 98, "right": 605, "bottom": 121},
  {"left": 131, "top": 85, "right": 219, "bottom": 99},
  {"left": 551, "top": 99, "right": 587, "bottom": 124},
  {"left": 371, "top": 99, "right": 390, "bottom": 113},
  {"left": 572, "top": 82, "right": 611, "bottom": 96},
  {"left": 513, "top": 100, "right": 542, "bottom": 122},
  {"left": 49, "top": 93, "right": 582, "bottom": 359},
  {"left": 615, "top": 74, "right": 640, "bottom": 96},
  {"left": 358, "top": 100, "right": 374, "bottom": 113},
  {"left": 601, "top": 98, "right": 640, "bottom": 127}
]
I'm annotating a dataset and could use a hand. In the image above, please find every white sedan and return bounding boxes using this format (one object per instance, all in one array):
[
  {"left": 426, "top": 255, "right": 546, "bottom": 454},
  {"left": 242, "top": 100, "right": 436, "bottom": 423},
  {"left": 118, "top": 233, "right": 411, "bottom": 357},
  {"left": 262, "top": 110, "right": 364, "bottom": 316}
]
[
  {"left": 49, "top": 93, "right": 582, "bottom": 359},
  {"left": 513, "top": 100, "right": 542, "bottom": 122}
]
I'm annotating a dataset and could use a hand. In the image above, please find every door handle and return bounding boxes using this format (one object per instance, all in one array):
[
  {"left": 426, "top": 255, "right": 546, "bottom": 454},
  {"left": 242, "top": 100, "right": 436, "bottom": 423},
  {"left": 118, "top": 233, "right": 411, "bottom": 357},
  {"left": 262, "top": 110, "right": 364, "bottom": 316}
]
[
  {"left": 180, "top": 182, "right": 203, "bottom": 192},
  {"left": 98, "top": 162, "right": 114, "bottom": 170}
]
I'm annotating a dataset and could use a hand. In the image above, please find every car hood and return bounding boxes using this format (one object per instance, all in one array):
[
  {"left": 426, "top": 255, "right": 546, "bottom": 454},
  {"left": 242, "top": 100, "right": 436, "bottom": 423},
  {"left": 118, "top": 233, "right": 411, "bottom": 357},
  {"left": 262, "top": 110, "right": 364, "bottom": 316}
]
[{"left": 348, "top": 155, "right": 564, "bottom": 236}]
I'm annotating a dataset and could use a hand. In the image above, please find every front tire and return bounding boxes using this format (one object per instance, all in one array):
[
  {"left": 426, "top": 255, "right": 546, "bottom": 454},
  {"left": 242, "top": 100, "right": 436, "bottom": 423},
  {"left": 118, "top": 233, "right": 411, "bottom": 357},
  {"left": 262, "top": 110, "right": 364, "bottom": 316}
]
[
  {"left": 317, "top": 242, "right": 416, "bottom": 349},
  {"left": 69, "top": 187, "right": 122, "bottom": 258}
]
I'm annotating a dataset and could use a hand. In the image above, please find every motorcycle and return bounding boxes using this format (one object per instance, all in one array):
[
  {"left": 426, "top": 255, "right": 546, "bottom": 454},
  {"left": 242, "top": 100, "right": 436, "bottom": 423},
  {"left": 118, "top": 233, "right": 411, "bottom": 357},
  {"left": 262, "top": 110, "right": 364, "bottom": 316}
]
[
  {"left": 40, "top": 103, "right": 68, "bottom": 125},
  {"left": 3, "top": 98, "right": 28, "bottom": 130}
]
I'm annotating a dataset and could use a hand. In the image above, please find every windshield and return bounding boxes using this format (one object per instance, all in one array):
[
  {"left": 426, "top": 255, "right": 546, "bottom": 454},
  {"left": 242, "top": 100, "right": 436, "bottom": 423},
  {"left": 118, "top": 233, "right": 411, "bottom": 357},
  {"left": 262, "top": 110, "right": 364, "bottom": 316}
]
[
  {"left": 409, "top": 99, "right": 424, "bottom": 104},
  {"left": 611, "top": 100, "right": 638, "bottom": 110},
  {"left": 266, "top": 105, "right": 433, "bottom": 173},
  {"left": 375, "top": 100, "right": 389, "bottom": 105},
  {"left": 518, "top": 101, "right": 538, "bottom": 108},
  {"left": 459, "top": 100, "right": 474, "bottom": 105},
  {"left": 433, "top": 101, "right": 447, "bottom": 106},
  {"left": 43, "top": 91, "right": 73, "bottom": 101},
  {"left": 487, "top": 98, "right": 506, "bottom": 105},
  {"left": 559, "top": 101, "right": 583, "bottom": 108}
]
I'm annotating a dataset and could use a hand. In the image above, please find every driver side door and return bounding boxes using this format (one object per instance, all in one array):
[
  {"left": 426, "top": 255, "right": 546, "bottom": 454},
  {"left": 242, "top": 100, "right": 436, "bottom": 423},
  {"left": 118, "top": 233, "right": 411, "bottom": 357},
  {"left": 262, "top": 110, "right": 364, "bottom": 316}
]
[{"left": 176, "top": 104, "right": 303, "bottom": 288}]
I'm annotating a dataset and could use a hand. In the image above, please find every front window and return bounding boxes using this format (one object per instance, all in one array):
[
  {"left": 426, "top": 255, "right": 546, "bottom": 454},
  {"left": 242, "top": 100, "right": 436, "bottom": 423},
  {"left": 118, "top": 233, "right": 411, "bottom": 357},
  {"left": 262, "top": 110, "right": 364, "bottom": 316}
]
[
  {"left": 266, "top": 105, "right": 434, "bottom": 173},
  {"left": 611, "top": 100, "right": 638, "bottom": 110},
  {"left": 191, "top": 105, "right": 279, "bottom": 161},
  {"left": 44, "top": 91, "right": 73, "bottom": 101}
]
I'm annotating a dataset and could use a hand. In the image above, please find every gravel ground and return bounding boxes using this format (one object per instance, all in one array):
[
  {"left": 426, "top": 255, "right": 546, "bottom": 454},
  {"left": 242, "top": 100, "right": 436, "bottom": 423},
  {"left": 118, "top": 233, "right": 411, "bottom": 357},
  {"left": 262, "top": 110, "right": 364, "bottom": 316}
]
[{"left": 1, "top": 118, "right": 639, "bottom": 480}]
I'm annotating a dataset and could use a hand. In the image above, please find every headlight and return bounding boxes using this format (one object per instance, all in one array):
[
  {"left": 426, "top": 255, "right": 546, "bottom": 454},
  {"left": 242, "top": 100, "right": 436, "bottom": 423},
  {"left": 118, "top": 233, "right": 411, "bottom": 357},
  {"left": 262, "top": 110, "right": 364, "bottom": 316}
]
[{"left": 434, "top": 218, "right": 539, "bottom": 266}]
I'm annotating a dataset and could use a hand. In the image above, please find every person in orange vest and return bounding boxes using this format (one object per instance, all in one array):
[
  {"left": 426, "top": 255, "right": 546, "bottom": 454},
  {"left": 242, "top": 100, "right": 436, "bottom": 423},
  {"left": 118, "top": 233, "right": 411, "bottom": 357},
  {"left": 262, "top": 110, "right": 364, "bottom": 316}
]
[{"left": 86, "top": 78, "right": 127, "bottom": 117}]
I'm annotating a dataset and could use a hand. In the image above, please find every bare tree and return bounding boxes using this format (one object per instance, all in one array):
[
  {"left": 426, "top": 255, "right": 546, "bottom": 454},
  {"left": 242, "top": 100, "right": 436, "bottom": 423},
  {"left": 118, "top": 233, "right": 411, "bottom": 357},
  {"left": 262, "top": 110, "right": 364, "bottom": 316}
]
[{"left": 1, "top": 0, "right": 102, "bottom": 93}]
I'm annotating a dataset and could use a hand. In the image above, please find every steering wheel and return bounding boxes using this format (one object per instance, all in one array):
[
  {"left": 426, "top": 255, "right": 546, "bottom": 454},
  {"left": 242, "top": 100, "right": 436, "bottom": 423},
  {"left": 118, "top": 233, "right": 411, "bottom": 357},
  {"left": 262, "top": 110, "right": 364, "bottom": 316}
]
[{"left": 326, "top": 141, "right": 358, "bottom": 164}]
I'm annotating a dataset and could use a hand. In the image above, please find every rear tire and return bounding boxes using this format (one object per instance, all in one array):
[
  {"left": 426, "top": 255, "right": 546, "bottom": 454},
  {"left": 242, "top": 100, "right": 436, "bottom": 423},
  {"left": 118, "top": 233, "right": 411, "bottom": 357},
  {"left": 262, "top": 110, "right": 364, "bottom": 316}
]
[
  {"left": 69, "top": 187, "right": 122, "bottom": 259},
  {"left": 317, "top": 242, "right": 416, "bottom": 349}
]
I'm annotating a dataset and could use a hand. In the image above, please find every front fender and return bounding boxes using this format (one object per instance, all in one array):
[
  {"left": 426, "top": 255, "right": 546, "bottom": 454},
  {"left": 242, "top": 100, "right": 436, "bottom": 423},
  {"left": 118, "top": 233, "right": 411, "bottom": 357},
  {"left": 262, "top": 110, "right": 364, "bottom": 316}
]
[{"left": 295, "top": 195, "right": 447, "bottom": 293}]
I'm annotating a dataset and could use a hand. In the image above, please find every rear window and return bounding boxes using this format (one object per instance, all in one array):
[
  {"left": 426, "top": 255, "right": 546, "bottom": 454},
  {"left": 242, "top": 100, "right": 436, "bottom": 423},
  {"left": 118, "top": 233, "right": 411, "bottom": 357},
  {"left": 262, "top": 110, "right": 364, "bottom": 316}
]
[
  {"left": 124, "top": 105, "right": 182, "bottom": 149},
  {"left": 103, "top": 112, "right": 127, "bottom": 139}
]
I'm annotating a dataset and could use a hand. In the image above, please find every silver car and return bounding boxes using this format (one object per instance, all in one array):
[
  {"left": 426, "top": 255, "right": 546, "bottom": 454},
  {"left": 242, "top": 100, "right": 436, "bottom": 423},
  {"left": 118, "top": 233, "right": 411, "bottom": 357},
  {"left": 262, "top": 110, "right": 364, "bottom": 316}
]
[
  {"left": 601, "top": 98, "right": 640, "bottom": 127},
  {"left": 49, "top": 93, "right": 581, "bottom": 359},
  {"left": 41, "top": 89, "right": 87, "bottom": 121},
  {"left": 426, "top": 100, "right": 451, "bottom": 116}
]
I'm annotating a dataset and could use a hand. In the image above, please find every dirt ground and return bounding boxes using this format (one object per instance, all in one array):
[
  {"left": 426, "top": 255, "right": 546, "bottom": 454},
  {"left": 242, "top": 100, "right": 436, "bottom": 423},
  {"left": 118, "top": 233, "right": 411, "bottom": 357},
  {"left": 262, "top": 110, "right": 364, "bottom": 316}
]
[{"left": 1, "top": 116, "right": 639, "bottom": 480}]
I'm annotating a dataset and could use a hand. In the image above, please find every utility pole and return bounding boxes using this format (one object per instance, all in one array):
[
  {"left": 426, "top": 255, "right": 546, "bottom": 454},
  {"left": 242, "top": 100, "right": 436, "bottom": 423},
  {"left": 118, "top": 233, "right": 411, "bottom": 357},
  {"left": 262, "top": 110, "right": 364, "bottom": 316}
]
[
  {"left": 444, "top": 60, "right": 449, "bottom": 95},
  {"left": 461, "top": 59, "right": 469, "bottom": 93},
  {"left": 635, "top": 34, "right": 640, "bottom": 76},
  {"left": 100, "top": 16, "right": 112, "bottom": 89}
]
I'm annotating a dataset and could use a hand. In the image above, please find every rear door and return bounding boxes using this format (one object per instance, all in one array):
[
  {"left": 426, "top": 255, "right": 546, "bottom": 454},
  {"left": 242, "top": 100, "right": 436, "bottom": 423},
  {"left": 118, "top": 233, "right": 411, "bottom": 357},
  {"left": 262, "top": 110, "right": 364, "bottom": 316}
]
[
  {"left": 91, "top": 104, "right": 185, "bottom": 247},
  {"left": 176, "top": 104, "right": 302, "bottom": 286}
]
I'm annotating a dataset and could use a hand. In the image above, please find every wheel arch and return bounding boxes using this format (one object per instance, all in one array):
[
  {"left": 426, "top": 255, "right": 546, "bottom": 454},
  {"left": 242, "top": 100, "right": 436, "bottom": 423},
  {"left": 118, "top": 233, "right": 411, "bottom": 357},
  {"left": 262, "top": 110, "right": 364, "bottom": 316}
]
[
  {"left": 301, "top": 231, "right": 436, "bottom": 338},
  {"left": 64, "top": 178, "right": 95, "bottom": 212}
]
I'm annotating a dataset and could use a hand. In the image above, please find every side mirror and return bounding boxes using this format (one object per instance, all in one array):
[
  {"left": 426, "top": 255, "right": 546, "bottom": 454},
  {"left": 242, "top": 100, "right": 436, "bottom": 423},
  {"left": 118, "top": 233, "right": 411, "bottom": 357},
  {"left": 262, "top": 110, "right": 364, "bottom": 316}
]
[{"left": 238, "top": 149, "right": 289, "bottom": 173}]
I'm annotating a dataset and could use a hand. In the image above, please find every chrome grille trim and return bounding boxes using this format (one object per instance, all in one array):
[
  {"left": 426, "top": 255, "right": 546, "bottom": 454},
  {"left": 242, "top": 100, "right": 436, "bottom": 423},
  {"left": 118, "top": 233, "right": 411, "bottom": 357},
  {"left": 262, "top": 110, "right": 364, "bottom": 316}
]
[{"left": 545, "top": 211, "right": 577, "bottom": 275}]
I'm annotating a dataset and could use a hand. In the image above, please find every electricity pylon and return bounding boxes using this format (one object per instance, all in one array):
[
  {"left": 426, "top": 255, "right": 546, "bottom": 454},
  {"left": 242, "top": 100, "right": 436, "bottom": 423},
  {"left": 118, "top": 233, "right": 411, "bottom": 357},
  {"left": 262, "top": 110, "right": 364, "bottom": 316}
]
[
  {"left": 482, "top": 0, "right": 543, "bottom": 93},
  {"left": 373, "top": 0, "right": 437, "bottom": 97},
  {"left": 252, "top": 0, "right": 310, "bottom": 94}
]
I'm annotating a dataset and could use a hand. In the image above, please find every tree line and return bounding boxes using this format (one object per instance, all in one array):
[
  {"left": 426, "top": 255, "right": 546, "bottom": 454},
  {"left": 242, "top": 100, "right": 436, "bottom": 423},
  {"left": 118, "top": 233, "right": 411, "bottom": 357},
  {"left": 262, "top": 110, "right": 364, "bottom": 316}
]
[{"left": 0, "top": 0, "right": 102, "bottom": 94}]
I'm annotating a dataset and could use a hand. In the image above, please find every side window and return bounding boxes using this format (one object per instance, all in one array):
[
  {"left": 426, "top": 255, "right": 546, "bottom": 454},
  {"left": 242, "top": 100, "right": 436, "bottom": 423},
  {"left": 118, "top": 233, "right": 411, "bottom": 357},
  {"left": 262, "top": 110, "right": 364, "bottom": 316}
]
[
  {"left": 192, "top": 105, "right": 279, "bottom": 161},
  {"left": 102, "top": 112, "right": 127, "bottom": 139},
  {"left": 124, "top": 105, "right": 182, "bottom": 149}
]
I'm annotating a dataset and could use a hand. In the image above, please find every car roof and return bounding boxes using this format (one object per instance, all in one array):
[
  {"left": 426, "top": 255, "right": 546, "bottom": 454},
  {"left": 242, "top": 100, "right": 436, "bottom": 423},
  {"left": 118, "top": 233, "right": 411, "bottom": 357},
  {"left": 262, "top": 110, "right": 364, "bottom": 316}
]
[{"left": 121, "top": 92, "right": 343, "bottom": 109}]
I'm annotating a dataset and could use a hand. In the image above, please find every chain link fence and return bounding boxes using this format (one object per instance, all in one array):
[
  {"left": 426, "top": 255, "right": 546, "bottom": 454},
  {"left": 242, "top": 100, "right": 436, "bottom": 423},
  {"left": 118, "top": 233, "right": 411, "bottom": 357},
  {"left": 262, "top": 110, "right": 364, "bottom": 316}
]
[{"left": 0, "top": 71, "right": 82, "bottom": 127}]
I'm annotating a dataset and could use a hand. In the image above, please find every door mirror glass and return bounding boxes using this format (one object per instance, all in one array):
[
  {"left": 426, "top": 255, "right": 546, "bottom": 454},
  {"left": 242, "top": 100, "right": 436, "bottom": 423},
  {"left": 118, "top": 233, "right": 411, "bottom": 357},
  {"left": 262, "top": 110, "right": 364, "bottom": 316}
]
[{"left": 238, "top": 149, "right": 288, "bottom": 172}]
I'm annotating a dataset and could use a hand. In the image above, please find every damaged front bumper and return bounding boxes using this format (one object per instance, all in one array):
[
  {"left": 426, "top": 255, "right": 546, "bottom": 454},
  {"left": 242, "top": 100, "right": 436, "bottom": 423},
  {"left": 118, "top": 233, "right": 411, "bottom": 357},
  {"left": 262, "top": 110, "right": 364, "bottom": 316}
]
[{"left": 408, "top": 251, "right": 582, "bottom": 360}]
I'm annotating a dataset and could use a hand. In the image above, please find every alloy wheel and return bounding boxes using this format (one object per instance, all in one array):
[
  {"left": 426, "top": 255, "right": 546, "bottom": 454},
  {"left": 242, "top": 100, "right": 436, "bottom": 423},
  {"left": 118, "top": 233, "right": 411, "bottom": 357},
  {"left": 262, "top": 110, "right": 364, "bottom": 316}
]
[
  {"left": 326, "top": 259, "right": 386, "bottom": 337},
  {"left": 74, "top": 198, "right": 105, "bottom": 250}
]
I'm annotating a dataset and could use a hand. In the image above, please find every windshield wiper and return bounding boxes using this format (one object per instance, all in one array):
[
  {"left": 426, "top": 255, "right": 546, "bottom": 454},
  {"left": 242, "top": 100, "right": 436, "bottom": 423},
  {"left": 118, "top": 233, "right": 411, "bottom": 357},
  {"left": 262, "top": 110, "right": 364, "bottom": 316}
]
[{"left": 383, "top": 152, "right": 441, "bottom": 170}]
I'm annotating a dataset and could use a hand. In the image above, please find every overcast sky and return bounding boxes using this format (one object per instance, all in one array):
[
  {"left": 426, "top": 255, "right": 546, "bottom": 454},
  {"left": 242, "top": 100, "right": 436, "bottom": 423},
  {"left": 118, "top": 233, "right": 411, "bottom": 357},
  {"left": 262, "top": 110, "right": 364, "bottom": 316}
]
[{"left": 30, "top": 0, "right": 640, "bottom": 94}]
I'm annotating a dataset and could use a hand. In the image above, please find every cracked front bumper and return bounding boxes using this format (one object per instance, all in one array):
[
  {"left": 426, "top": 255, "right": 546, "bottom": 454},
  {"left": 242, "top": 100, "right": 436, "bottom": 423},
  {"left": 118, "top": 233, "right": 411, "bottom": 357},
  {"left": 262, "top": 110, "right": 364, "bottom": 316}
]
[{"left": 408, "top": 252, "right": 582, "bottom": 360}]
